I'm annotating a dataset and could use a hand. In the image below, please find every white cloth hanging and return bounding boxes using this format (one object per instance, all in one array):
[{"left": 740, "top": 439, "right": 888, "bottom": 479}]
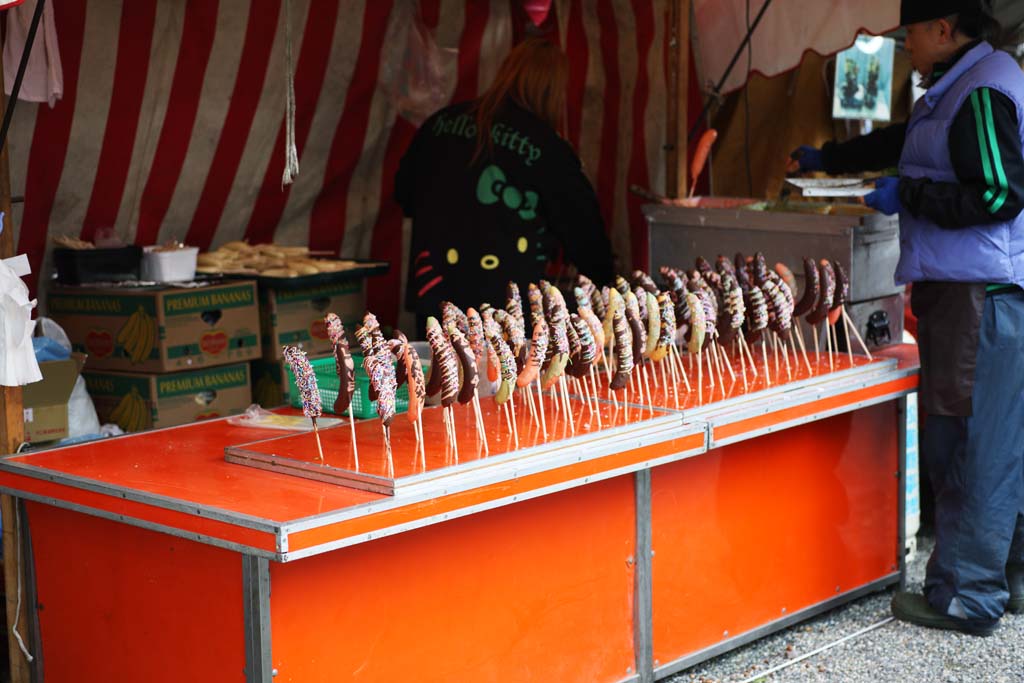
[
  {"left": 0, "top": 256, "right": 42, "bottom": 387},
  {"left": 4, "top": 0, "right": 63, "bottom": 107}
]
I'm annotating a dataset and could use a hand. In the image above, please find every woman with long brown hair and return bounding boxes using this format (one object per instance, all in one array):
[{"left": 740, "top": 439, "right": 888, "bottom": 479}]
[{"left": 396, "top": 37, "right": 614, "bottom": 328}]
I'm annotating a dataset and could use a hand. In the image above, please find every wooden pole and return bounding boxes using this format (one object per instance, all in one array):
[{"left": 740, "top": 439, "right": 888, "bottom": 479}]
[
  {"left": 0, "top": 121, "right": 32, "bottom": 683},
  {"left": 666, "top": 0, "right": 691, "bottom": 198},
  {"left": 0, "top": 46, "right": 33, "bottom": 683}
]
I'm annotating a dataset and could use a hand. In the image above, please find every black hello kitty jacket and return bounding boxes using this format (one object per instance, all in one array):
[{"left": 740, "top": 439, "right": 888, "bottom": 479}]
[{"left": 395, "top": 100, "right": 615, "bottom": 318}]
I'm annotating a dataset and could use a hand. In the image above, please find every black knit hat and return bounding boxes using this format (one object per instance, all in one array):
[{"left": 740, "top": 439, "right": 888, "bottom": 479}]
[{"left": 900, "top": 0, "right": 986, "bottom": 26}]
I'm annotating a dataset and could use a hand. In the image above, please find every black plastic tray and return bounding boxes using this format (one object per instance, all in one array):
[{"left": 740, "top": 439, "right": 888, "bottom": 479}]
[{"left": 53, "top": 246, "right": 143, "bottom": 285}]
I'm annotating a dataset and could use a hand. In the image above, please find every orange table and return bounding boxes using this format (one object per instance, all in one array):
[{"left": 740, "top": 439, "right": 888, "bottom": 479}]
[{"left": 0, "top": 350, "right": 917, "bottom": 683}]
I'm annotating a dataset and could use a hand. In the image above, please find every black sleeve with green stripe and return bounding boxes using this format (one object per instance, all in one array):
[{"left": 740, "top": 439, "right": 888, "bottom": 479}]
[{"left": 899, "top": 87, "right": 1024, "bottom": 229}]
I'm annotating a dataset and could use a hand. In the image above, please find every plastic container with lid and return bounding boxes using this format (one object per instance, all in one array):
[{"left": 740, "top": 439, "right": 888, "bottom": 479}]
[{"left": 141, "top": 246, "right": 199, "bottom": 282}]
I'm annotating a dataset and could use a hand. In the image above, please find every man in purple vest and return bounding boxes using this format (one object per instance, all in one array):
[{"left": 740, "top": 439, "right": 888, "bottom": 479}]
[{"left": 792, "top": 0, "right": 1024, "bottom": 636}]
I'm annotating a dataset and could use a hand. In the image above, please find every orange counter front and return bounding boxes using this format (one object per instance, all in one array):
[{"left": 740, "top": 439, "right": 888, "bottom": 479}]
[{"left": 0, "top": 349, "right": 917, "bottom": 683}]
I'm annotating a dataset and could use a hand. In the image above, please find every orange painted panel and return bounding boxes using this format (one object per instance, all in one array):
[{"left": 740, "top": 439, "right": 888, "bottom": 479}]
[
  {"left": 651, "top": 403, "right": 899, "bottom": 665},
  {"left": 25, "top": 502, "right": 246, "bottom": 682},
  {"left": 713, "top": 375, "right": 917, "bottom": 442},
  {"left": 286, "top": 431, "right": 704, "bottom": 552},
  {"left": 0, "top": 472, "right": 278, "bottom": 550},
  {"left": 7, "top": 419, "right": 385, "bottom": 522},
  {"left": 270, "top": 476, "right": 638, "bottom": 683}
]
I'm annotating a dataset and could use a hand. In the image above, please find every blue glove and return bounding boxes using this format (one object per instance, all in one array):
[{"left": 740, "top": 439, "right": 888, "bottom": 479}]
[
  {"left": 864, "top": 176, "right": 902, "bottom": 215},
  {"left": 789, "top": 145, "right": 824, "bottom": 173}
]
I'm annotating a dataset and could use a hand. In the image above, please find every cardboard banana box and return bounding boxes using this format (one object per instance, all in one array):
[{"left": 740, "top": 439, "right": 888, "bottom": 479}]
[
  {"left": 84, "top": 362, "right": 251, "bottom": 433},
  {"left": 48, "top": 281, "right": 261, "bottom": 372},
  {"left": 260, "top": 279, "right": 364, "bottom": 361}
]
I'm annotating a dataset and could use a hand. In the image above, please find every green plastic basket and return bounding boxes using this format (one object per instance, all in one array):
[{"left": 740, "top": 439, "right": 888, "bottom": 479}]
[{"left": 286, "top": 354, "right": 422, "bottom": 420}]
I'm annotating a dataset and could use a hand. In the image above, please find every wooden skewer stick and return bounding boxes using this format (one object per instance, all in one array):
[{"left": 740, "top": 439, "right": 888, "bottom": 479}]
[
  {"left": 812, "top": 326, "right": 820, "bottom": 357},
  {"left": 312, "top": 418, "right": 325, "bottom": 464},
  {"left": 772, "top": 332, "right": 780, "bottom": 375},
  {"left": 738, "top": 336, "right": 749, "bottom": 392},
  {"left": 383, "top": 424, "right": 394, "bottom": 478},
  {"left": 417, "top": 414, "right": 426, "bottom": 469},
  {"left": 348, "top": 416, "right": 359, "bottom": 471},
  {"left": 535, "top": 378, "right": 548, "bottom": 439},
  {"left": 842, "top": 308, "right": 873, "bottom": 360},
  {"left": 610, "top": 386, "right": 620, "bottom": 409},
  {"left": 473, "top": 392, "right": 490, "bottom": 455},
  {"left": 509, "top": 397, "right": 520, "bottom": 449},
  {"left": 697, "top": 349, "right": 704, "bottom": 402},
  {"left": 589, "top": 371, "right": 603, "bottom": 429},
  {"left": 841, "top": 312, "right": 853, "bottom": 364},
  {"left": 561, "top": 378, "right": 576, "bottom": 435},
  {"left": 642, "top": 365, "right": 655, "bottom": 412},
  {"left": 762, "top": 338, "right": 772, "bottom": 387},
  {"left": 713, "top": 342, "right": 726, "bottom": 384},
  {"left": 719, "top": 342, "right": 737, "bottom": 382},
  {"left": 448, "top": 407, "right": 459, "bottom": 463},
  {"left": 824, "top": 321, "right": 834, "bottom": 371},
  {"left": 708, "top": 346, "right": 724, "bottom": 399},
  {"left": 671, "top": 344, "right": 691, "bottom": 392},
  {"left": 739, "top": 335, "right": 758, "bottom": 379},
  {"left": 781, "top": 335, "right": 792, "bottom": 380},
  {"left": 793, "top": 324, "right": 813, "bottom": 375}
]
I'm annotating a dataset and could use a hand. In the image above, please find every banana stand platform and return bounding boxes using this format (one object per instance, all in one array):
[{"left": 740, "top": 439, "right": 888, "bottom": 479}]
[{"left": 0, "top": 349, "right": 917, "bottom": 683}]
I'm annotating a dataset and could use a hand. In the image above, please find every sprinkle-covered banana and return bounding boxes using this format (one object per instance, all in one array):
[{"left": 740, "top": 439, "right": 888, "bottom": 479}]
[
  {"left": 645, "top": 291, "right": 661, "bottom": 355},
  {"left": 362, "top": 348, "right": 397, "bottom": 426},
  {"left": 589, "top": 284, "right": 607, "bottom": 320},
  {"left": 807, "top": 260, "right": 835, "bottom": 325},
  {"left": 752, "top": 252, "right": 770, "bottom": 287},
  {"left": 744, "top": 287, "right": 768, "bottom": 342},
  {"left": 506, "top": 281, "right": 525, "bottom": 326},
  {"left": 425, "top": 316, "right": 460, "bottom": 407},
  {"left": 634, "top": 287, "right": 648, "bottom": 325},
  {"left": 447, "top": 323, "right": 479, "bottom": 405},
  {"left": 466, "top": 307, "right": 487, "bottom": 369},
  {"left": 603, "top": 288, "right": 624, "bottom": 341},
  {"left": 578, "top": 306, "right": 605, "bottom": 362},
  {"left": 518, "top": 321, "right": 548, "bottom": 388},
  {"left": 610, "top": 308, "right": 634, "bottom": 390},
  {"left": 724, "top": 276, "right": 745, "bottom": 334},
  {"left": 567, "top": 314, "right": 596, "bottom": 378},
  {"left": 325, "top": 313, "right": 355, "bottom": 416},
  {"left": 650, "top": 293, "right": 676, "bottom": 362},
  {"left": 614, "top": 275, "right": 631, "bottom": 296},
  {"left": 716, "top": 255, "right": 736, "bottom": 277},
  {"left": 625, "top": 305, "right": 646, "bottom": 366},
  {"left": 441, "top": 301, "right": 469, "bottom": 337},
  {"left": 686, "top": 293, "right": 706, "bottom": 355},
  {"left": 395, "top": 331, "right": 425, "bottom": 423},
  {"left": 762, "top": 279, "right": 793, "bottom": 342},
  {"left": 631, "top": 270, "right": 659, "bottom": 294},
  {"left": 527, "top": 283, "right": 545, "bottom": 327},
  {"left": 487, "top": 330, "right": 518, "bottom": 404}
]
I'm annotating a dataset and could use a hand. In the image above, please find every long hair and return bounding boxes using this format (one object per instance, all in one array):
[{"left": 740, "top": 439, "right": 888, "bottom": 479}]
[{"left": 472, "top": 38, "right": 569, "bottom": 163}]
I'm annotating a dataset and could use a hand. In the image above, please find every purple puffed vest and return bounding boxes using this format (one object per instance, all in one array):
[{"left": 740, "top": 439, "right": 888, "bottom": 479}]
[{"left": 897, "top": 42, "right": 1024, "bottom": 286}]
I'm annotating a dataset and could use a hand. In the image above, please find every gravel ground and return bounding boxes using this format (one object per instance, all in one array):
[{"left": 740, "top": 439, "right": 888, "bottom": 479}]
[{"left": 668, "top": 535, "right": 1024, "bottom": 683}]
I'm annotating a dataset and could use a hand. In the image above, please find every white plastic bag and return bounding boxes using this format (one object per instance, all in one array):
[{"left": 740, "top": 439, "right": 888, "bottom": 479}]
[
  {"left": 0, "top": 258, "right": 41, "bottom": 387},
  {"left": 34, "top": 317, "right": 100, "bottom": 438},
  {"left": 380, "top": 4, "right": 455, "bottom": 126}
]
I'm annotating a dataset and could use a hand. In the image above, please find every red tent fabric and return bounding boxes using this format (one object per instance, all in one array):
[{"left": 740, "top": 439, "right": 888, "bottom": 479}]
[{"left": 6, "top": 0, "right": 670, "bottom": 328}]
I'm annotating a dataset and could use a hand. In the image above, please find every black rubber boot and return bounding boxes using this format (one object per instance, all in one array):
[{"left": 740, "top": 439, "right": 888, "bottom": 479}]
[
  {"left": 891, "top": 592, "right": 999, "bottom": 637},
  {"left": 1008, "top": 566, "right": 1024, "bottom": 615}
]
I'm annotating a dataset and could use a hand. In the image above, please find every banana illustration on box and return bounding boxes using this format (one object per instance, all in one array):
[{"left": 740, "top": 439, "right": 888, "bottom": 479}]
[
  {"left": 116, "top": 306, "right": 156, "bottom": 364},
  {"left": 109, "top": 386, "right": 149, "bottom": 432}
]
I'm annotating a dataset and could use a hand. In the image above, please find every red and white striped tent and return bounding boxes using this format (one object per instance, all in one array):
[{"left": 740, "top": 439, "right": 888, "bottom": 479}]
[{"left": 5, "top": 0, "right": 895, "bottom": 326}]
